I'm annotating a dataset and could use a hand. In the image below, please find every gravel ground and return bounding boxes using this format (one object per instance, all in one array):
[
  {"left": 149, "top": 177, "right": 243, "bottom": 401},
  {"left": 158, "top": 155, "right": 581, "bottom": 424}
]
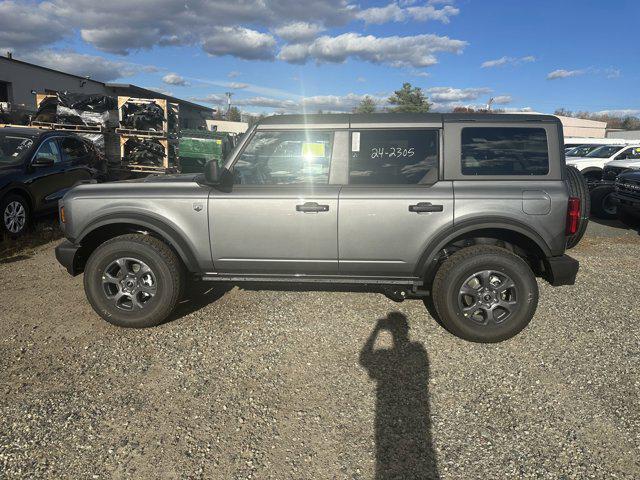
[{"left": 1, "top": 221, "right": 639, "bottom": 479}]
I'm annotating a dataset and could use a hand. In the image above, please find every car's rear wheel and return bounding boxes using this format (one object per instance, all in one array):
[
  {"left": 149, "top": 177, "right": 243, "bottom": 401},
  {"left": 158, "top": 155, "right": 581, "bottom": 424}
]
[
  {"left": 431, "top": 245, "right": 539, "bottom": 343},
  {"left": 83, "top": 234, "right": 184, "bottom": 328},
  {"left": 590, "top": 184, "right": 617, "bottom": 219},
  {"left": 1, "top": 194, "right": 30, "bottom": 236},
  {"left": 618, "top": 206, "right": 640, "bottom": 228},
  {"left": 565, "top": 166, "right": 590, "bottom": 249}
]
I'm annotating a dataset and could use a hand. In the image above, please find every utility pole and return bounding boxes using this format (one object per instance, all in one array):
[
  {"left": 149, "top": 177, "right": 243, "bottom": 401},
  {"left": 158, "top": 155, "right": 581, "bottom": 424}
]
[{"left": 225, "top": 92, "right": 233, "bottom": 114}]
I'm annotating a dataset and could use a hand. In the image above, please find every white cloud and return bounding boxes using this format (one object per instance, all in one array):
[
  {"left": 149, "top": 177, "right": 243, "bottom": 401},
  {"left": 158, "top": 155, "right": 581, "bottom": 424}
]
[
  {"left": 278, "top": 32, "right": 467, "bottom": 68},
  {"left": 193, "top": 92, "right": 389, "bottom": 113},
  {"left": 7, "top": 0, "right": 352, "bottom": 56},
  {"left": 202, "top": 27, "right": 276, "bottom": 60},
  {"left": 146, "top": 86, "right": 173, "bottom": 96},
  {"left": 406, "top": 4, "right": 459, "bottom": 23},
  {"left": 227, "top": 71, "right": 241, "bottom": 78},
  {"left": 426, "top": 87, "right": 492, "bottom": 102},
  {"left": 547, "top": 68, "right": 586, "bottom": 80},
  {"left": 273, "top": 22, "right": 325, "bottom": 42},
  {"left": 356, "top": 2, "right": 459, "bottom": 25},
  {"left": 22, "top": 50, "right": 150, "bottom": 81},
  {"left": 0, "top": 1, "right": 67, "bottom": 50},
  {"left": 491, "top": 95, "right": 513, "bottom": 105},
  {"left": 162, "top": 73, "right": 190, "bottom": 86},
  {"left": 595, "top": 109, "right": 640, "bottom": 117},
  {"left": 227, "top": 82, "right": 249, "bottom": 89},
  {"left": 481, "top": 55, "right": 536, "bottom": 68},
  {"left": 356, "top": 3, "right": 405, "bottom": 24}
]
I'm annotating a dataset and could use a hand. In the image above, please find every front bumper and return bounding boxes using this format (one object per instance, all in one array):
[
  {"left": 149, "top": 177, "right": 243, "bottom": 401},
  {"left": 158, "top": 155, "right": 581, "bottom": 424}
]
[
  {"left": 55, "top": 240, "right": 81, "bottom": 276},
  {"left": 543, "top": 255, "right": 579, "bottom": 286}
]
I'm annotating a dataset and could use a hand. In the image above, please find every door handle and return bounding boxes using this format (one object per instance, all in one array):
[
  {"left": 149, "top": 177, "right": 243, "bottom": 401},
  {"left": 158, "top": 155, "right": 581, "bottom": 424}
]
[
  {"left": 409, "top": 202, "right": 443, "bottom": 213},
  {"left": 296, "top": 202, "right": 329, "bottom": 213}
]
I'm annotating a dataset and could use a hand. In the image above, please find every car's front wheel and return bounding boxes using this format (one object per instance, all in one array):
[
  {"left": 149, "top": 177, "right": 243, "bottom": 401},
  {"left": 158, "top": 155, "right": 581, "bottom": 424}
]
[
  {"left": 431, "top": 245, "right": 539, "bottom": 343},
  {"left": 83, "top": 234, "right": 184, "bottom": 328},
  {"left": 1, "top": 194, "right": 30, "bottom": 236}
]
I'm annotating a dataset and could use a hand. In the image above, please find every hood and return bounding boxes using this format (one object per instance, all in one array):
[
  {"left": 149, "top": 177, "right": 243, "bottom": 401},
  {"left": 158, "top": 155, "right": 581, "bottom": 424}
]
[
  {"left": 566, "top": 156, "right": 600, "bottom": 163},
  {"left": 115, "top": 173, "right": 201, "bottom": 184},
  {"left": 605, "top": 159, "right": 640, "bottom": 169},
  {"left": 617, "top": 169, "right": 640, "bottom": 181}
]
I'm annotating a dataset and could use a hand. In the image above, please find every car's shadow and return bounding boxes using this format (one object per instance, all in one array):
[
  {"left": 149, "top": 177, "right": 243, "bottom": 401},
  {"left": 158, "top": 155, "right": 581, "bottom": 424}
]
[
  {"left": 589, "top": 216, "right": 640, "bottom": 234},
  {"left": 164, "top": 280, "right": 233, "bottom": 323}
]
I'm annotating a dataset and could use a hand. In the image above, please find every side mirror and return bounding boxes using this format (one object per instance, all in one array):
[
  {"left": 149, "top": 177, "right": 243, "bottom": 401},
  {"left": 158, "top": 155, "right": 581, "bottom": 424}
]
[
  {"left": 32, "top": 154, "right": 55, "bottom": 168},
  {"left": 203, "top": 160, "right": 221, "bottom": 184}
]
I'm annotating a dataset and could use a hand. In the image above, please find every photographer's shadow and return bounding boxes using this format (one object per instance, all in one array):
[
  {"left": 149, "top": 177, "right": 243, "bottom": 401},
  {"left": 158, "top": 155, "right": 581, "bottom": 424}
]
[{"left": 360, "top": 312, "right": 439, "bottom": 480}]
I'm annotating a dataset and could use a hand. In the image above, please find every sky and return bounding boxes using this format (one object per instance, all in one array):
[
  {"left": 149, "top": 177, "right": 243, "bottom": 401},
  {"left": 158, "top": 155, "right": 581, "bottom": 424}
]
[{"left": 1, "top": 0, "right": 639, "bottom": 116}]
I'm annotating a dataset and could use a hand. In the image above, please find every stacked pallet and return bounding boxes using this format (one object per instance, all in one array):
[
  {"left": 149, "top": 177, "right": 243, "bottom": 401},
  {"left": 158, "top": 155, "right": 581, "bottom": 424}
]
[
  {"left": 31, "top": 92, "right": 121, "bottom": 171},
  {"left": 116, "top": 97, "right": 180, "bottom": 174}
]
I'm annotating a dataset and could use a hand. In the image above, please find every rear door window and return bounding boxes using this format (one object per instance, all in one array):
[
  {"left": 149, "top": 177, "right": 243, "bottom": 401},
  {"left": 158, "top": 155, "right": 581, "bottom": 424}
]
[
  {"left": 349, "top": 129, "right": 438, "bottom": 184},
  {"left": 461, "top": 127, "right": 549, "bottom": 176},
  {"left": 60, "top": 137, "right": 89, "bottom": 162}
]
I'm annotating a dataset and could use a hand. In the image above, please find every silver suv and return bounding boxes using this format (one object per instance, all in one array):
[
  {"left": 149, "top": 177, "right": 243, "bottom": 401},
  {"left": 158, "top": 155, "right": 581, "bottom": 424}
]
[{"left": 55, "top": 113, "right": 584, "bottom": 343}]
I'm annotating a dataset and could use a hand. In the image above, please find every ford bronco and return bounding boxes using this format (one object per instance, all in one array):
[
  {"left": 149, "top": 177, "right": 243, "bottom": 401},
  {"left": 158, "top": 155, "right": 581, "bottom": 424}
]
[{"left": 55, "top": 113, "right": 585, "bottom": 343}]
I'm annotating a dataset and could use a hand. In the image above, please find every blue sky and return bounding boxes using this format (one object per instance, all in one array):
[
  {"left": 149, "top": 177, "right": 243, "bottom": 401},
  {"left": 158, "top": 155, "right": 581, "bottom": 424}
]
[{"left": 1, "top": 0, "right": 638, "bottom": 115}]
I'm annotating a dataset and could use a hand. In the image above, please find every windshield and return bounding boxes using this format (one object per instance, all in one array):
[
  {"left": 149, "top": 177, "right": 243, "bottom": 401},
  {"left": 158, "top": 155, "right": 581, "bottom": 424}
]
[
  {"left": 0, "top": 134, "right": 34, "bottom": 164},
  {"left": 585, "top": 145, "right": 624, "bottom": 158},
  {"left": 566, "top": 145, "right": 605, "bottom": 157}
]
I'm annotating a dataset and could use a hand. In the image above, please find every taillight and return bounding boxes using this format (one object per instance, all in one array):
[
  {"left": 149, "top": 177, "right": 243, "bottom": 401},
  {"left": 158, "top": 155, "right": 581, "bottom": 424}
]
[
  {"left": 566, "top": 197, "right": 580, "bottom": 235},
  {"left": 60, "top": 206, "right": 66, "bottom": 223}
]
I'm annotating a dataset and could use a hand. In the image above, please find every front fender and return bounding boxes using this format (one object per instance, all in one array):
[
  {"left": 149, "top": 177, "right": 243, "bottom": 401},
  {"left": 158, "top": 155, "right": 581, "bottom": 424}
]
[{"left": 77, "top": 212, "right": 201, "bottom": 273}]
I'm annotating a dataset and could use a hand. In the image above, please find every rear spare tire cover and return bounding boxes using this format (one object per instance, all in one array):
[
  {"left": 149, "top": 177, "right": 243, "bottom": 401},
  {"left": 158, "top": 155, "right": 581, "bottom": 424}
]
[{"left": 565, "top": 165, "right": 590, "bottom": 249}]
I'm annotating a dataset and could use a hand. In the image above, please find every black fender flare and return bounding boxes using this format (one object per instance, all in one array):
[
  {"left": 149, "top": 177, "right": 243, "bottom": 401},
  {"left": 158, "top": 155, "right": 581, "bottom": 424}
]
[
  {"left": 415, "top": 217, "right": 553, "bottom": 280},
  {"left": 76, "top": 212, "right": 201, "bottom": 272}
]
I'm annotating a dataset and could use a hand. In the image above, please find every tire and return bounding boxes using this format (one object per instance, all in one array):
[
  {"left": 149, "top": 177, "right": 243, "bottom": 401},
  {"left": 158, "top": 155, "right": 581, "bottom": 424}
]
[
  {"left": 617, "top": 206, "right": 640, "bottom": 227},
  {"left": 431, "top": 245, "right": 539, "bottom": 343},
  {"left": 590, "top": 185, "right": 617, "bottom": 220},
  {"left": 83, "top": 234, "right": 185, "bottom": 328},
  {"left": 565, "top": 166, "right": 590, "bottom": 249},
  {"left": 1, "top": 193, "right": 30, "bottom": 236}
]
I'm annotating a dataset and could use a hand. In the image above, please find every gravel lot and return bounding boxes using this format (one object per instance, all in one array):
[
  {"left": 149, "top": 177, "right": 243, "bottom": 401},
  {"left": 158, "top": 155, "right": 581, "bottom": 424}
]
[{"left": 1, "top": 221, "right": 639, "bottom": 479}]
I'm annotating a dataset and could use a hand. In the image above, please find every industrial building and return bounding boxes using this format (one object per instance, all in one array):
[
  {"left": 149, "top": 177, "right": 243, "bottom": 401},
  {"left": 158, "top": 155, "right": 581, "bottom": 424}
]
[{"left": 0, "top": 54, "right": 214, "bottom": 129}]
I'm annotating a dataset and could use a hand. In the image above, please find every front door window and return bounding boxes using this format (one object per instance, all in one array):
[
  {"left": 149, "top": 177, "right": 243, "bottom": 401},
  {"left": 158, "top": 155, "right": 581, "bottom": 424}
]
[{"left": 234, "top": 130, "right": 333, "bottom": 185}]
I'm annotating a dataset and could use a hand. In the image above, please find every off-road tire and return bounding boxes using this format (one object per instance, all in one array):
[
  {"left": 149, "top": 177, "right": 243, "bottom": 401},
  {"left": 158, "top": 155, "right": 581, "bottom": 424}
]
[
  {"left": 565, "top": 166, "right": 590, "bottom": 249},
  {"left": 84, "top": 234, "right": 185, "bottom": 328},
  {"left": 590, "top": 184, "right": 617, "bottom": 220},
  {"left": 1, "top": 193, "right": 30, "bottom": 237},
  {"left": 431, "top": 245, "right": 539, "bottom": 343},
  {"left": 617, "top": 206, "right": 640, "bottom": 228}
]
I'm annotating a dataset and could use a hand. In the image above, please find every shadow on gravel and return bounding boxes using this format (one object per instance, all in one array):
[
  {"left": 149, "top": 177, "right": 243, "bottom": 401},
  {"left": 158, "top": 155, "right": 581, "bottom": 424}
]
[
  {"left": 165, "top": 281, "right": 232, "bottom": 323},
  {"left": 589, "top": 217, "right": 640, "bottom": 234},
  {"left": 360, "top": 312, "right": 439, "bottom": 480}
]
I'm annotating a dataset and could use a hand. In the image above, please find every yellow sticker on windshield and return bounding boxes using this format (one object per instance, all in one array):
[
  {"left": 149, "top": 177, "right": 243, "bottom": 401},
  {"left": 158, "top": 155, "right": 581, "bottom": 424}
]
[{"left": 302, "top": 142, "right": 326, "bottom": 158}]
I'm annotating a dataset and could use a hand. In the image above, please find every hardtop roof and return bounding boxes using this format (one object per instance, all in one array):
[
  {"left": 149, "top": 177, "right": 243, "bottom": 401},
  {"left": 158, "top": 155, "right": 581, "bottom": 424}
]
[{"left": 257, "top": 112, "right": 560, "bottom": 127}]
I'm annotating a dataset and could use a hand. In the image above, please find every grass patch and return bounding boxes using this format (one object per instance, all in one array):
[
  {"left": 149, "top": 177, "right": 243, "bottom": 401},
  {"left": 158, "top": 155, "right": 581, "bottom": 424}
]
[{"left": 0, "top": 216, "right": 63, "bottom": 262}]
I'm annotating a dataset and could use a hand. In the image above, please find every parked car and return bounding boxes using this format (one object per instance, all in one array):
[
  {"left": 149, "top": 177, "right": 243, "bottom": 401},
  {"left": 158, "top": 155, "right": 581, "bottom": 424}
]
[
  {"left": 0, "top": 127, "right": 104, "bottom": 236},
  {"left": 563, "top": 137, "right": 628, "bottom": 155},
  {"left": 565, "top": 144, "right": 640, "bottom": 186},
  {"left": 613, "top": 169, "right": 640, "bottom": 226},
  {"left": 55, "top": 113, "right": 586, "bottom": 343},
  {"left": 586, "top": 147, "right": 640, "bottom": 219}
]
